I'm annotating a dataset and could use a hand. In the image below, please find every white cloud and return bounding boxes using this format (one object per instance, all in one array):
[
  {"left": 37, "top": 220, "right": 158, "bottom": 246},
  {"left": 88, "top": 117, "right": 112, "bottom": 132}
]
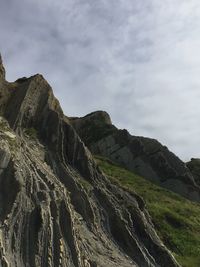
[{"left": 1, "top": 0, "right": 200, "bottom": 160}]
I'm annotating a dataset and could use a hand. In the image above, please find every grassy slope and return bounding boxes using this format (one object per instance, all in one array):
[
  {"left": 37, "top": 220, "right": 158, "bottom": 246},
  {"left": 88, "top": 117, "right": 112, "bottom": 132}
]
[{"left": 95, "top": 156, "right": 200, "bottom": 267}]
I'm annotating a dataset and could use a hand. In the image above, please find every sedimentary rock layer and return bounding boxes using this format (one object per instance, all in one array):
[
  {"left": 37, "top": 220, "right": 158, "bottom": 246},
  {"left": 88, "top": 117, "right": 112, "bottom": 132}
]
[
  {"left": 0, "top": 55, "right": 180, "bottom": 266},
  {"left": 70, "top": 111, "right": 200, "bottom": 202}
]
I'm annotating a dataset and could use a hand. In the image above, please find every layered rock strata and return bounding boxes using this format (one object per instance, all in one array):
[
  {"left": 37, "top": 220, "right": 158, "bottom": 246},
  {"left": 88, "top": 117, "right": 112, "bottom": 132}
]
[
  {"left": 70, "top": 111, "right": 200, "bottom": 202},
  {"left": 0, "top": 55, "right": 181, "bottom": 266}
]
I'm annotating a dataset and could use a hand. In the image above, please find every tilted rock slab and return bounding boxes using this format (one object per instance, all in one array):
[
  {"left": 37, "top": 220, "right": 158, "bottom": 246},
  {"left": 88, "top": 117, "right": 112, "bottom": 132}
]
[{"left": 70, "top": 111, "right": 200, "bottom": 202}]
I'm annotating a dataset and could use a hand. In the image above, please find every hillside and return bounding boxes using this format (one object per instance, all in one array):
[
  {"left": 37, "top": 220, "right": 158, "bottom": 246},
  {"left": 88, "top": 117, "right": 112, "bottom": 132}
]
[{"left": 95, "top": 156, "right": 200, "bottom": 267}]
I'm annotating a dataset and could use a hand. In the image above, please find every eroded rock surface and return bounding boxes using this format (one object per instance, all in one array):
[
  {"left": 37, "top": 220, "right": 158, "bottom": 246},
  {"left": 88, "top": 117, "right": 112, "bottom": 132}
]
[
  {"left": 0, "top": 54, "right": 5, "bottom": 81},
  {"left": 70, "top": 111, "right": 200, "bottom": 202},
  {"left": 0, "top": 56, "right": 181, "bottom": 266}
]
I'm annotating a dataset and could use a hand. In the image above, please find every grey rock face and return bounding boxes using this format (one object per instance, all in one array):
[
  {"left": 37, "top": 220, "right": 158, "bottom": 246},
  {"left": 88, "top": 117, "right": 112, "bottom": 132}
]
[
  {"left": 0, "top": 58, "right": 180, "bottom": 266},
  {"left": 0, "top": 54, "right": 5, "bottom": 81},
  {"left": 0, "top": 147, "right": 11, "bottom": 175},
  {"left": 71, "top": 112, "right": 200, "bottom": 202}
]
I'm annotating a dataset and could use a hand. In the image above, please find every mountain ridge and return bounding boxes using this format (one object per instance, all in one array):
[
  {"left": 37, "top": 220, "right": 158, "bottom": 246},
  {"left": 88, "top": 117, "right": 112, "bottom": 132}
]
[{"left": 70, "top": 111, "right": 200, "bottom": 202}]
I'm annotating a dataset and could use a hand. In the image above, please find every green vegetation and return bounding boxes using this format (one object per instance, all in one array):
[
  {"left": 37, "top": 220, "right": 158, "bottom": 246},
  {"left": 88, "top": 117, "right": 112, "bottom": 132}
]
[{"left": 95, "top": 155, "right": 200, "bottom": 267}]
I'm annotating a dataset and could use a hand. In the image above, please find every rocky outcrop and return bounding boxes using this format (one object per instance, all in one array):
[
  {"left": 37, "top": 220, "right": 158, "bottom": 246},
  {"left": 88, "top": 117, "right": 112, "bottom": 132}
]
[
  {"left": 70, "top": 112, "right": 200, "bottom": 202},
  {"left": 0, "top": 54, "right": 5, "bottom": 81},
  {"left": 69, "top": 111, "right": 116, "bottom": 146},
  {"left": 0, "top": 57, "right": 180, "bottom": 266}
]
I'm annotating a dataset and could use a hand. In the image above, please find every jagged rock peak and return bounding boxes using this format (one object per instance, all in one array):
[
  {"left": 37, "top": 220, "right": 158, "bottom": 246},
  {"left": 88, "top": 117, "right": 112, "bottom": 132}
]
[
  {"left": 0, "top": 71, "right": 63, "bottom": 132},
  {"left": 0, "top": 54, "right": 5, "bottom": 80}
]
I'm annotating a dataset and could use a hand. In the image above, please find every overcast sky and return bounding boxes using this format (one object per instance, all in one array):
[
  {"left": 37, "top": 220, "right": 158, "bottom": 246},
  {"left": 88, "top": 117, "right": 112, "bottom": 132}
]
[{"left": 1, "top": 0, "right": 200, "bottom": 161}]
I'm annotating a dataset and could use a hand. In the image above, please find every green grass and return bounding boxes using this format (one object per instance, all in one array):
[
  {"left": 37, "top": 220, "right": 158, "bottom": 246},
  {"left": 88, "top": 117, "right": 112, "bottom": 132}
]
[{"left": 95, "top": 155, "right": 200, "bottom": 267}]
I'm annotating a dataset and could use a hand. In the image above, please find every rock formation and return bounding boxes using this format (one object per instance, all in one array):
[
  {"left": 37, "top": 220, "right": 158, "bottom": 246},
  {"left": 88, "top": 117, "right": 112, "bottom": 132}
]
[
  {"left": 70, "top": 111, "right": 200, "bottom": 202},
  {"left": 187, "top": 158, "right": 200, "bottom": 186},
  {"left": 0, "top": 55, "right": 180, "bottom": 266},
  {"left": 0, "top": 54, "right": 5, "bottom": 81}
]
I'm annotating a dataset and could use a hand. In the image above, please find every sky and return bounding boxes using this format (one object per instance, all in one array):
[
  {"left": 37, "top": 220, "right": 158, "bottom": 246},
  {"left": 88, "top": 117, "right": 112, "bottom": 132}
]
[{"left": 1, "top": 0, "right": 200, "bottom": 161}]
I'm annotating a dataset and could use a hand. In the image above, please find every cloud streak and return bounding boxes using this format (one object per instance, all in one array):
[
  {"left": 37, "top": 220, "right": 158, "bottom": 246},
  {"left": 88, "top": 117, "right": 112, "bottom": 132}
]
[{"left": 1, "top": 0, "right": 200, "bottom": 160}]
